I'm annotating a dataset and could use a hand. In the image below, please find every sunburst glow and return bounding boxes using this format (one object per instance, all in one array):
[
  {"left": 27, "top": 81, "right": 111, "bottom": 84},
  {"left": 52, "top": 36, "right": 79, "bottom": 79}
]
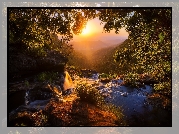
[
  {"left": 81, "top": 26, "right": 90, "bottom": 35},
  {"left": 73, "top": 18, "right": 128, "bottom": 40}
]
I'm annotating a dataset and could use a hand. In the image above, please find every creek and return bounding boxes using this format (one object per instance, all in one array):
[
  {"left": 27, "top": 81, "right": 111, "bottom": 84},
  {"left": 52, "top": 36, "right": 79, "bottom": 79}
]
[{"left": 8, "top": 72, "right": 171, "bottom": 126}]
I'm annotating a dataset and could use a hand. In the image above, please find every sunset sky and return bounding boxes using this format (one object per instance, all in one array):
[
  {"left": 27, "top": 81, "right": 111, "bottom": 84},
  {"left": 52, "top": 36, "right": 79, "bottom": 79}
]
[{"left": 72, "top": 18, "right": 129, "bottom": 42}]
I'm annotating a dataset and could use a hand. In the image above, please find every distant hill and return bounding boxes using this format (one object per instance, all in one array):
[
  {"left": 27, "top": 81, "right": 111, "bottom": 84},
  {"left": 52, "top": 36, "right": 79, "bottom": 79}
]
[
  {"left": 103, "top": 38, "right": 126, "bottom": 45},
  {"left": 90, "top": 39, "right": 129, "bottom": 73},
  {"left": 71, "top": 38, "right": 126, "bottom": 51},
  {"left": 68, "top": 39, "right": 129, "bottom": 73},
  {"left": 71, "top": 40, "right": 110, "bottom": 51}
]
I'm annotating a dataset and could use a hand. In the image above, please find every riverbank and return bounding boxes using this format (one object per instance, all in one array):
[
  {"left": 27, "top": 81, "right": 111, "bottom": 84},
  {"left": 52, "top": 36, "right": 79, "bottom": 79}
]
[{"left": 8, "top": 71, "right": 171, "bottom": 126}]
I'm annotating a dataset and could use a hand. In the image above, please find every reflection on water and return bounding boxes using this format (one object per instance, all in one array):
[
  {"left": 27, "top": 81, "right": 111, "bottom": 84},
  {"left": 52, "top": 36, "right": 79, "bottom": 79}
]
[
  {"left": 25, "top": 90, "right": 30, "bottom": 105},
  {"left": 9, "top": 71, "right": 171, "bottom": 126},
  {"left": 74, "top": 72, "right": 171, "bottom": 126}
]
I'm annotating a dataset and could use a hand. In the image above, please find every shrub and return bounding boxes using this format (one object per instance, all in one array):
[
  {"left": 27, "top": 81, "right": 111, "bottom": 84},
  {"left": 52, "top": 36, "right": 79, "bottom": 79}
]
[
  {"left": 75, "top": 83, "right": 105, "bottom": 106},
  {"left": 75, "top": 83, "right": 125, "bottom": 125},
  {"left": 123, "top": 72, "right": 139, "bottom": 87},
  {"left": 37, "top": 71, "right": 59, "bottom": 83},
  {"left": 154, "top": 81, "right": 171, "bottom": 91},
  {"left": 100, "top": 103, "right": 125, "bottom": 125},
  {"left": 99, "top": 73, "right": 109, "bottom": 79},
  {"left": 24, "top": 80, "right": 30, "bottom": 87}
]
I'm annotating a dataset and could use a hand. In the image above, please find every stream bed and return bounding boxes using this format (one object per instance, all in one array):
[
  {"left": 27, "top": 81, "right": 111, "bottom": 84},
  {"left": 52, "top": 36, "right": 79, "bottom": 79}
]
[
  {"left": 74, "top": 73, "right": 172, "bottom": 126},
  {"left": 8, "top": 72, "right": 172, "bottom": 126}
]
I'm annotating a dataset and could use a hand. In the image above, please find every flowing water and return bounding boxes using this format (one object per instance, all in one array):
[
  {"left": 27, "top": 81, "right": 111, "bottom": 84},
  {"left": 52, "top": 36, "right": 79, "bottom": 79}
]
[
  {"left": 73, "top": 72, "right": 171, "bottom": 126},
  {"left": 9, "top": 71, "right": 171, "bottom": 126}
]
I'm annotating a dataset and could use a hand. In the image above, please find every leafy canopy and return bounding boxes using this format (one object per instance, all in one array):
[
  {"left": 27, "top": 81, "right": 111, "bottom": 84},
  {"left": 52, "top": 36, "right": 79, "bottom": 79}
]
[
  {"left": 9, "top": 8, "right": 97, "bottom": 47},
  {"left": 9, "top": 8, "right": 171, "bottom": 90}
]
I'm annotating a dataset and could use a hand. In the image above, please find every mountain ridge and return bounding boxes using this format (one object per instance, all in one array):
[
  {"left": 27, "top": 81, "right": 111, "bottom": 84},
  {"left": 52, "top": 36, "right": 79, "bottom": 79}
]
[{"left": 71, "top": 38, "right": 126, "bottom": 51}]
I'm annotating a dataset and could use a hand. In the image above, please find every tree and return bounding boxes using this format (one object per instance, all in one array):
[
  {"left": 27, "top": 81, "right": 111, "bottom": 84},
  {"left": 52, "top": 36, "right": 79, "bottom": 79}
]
[
  {"left": 8, "top": 8, "right": 171, "bottom": 91},
  {"left": 8, "top": 8, "right": 101, "bottom": 78},
  {"left": 8, "top": 8, "right": 97, "bottom": 49},
  {"left": 100, "top": 8, "right": 171, "bottom": 91}
]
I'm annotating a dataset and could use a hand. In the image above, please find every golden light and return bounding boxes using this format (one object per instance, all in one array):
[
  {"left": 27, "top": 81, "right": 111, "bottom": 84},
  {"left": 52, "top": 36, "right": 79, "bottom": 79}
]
[
  {"left": 73, "top": 18, "right": 129, "bottom": 40},
  {"left": 81, "top": 26, "right": 90, "bottom": 35},
  {"left": 80, "top": 20, "right": 95, "bottom": 36}
]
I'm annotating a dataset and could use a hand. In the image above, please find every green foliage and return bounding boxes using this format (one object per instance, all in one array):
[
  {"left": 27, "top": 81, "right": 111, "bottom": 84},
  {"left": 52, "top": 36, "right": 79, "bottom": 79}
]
[
  {"left": 37, "top": 71, "right": 59, "bottom": 83},
  {"left": 112, "top": 9, "right": 171, "bottom": 92},
  {"left": 24, "top": 80, "right": 29, "bottom": 87},
  {"left": 75, "top": 83, "right": 125, "bottom": 125},
  {"left": 9, "top": 9, "right": 76, "bottom": 61},
  {"left": 100, "top": 103, "right": 125, "bottom": 125},
  {"left": 67, "top": 50, "right": 91, "bottom": 70},
  {"left": 154, "top": 80, "right": 171, "bottom": 91},
  {"left": 27, "top": 46, "right": 47, "bottom": 57},
  {"left": 123, "top": 72, "right": 140, "bottom": 87},
  {"left": 99, "top": 73, "right": 109, "bottom": 78},
  {"left": 91, "top": 45, "right": 120, "bottom": 74},
  {"left": 8, "top": 9, "right": 96, "bottom": 49},
  {"left": 75, "top": 83, "right": 105, "bottom": 106},
  {"left": 8, "top": 8, "right": 171, "bottom": 93}
]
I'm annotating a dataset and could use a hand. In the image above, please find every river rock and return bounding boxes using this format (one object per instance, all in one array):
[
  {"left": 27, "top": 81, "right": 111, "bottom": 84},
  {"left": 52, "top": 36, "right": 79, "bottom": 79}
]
[{"left": 121, "top": 92, "right": 128, "bottom": 97}]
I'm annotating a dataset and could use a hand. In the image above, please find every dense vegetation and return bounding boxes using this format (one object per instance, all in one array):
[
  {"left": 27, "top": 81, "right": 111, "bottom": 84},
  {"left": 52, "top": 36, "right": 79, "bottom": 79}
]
[
  {"left": 9, "top": 7, "right": 172, "bottom": 98},
  {"left": 8, "top": 8, "right": 171, "bottom": 126},
  {"left": 9, "top": 8, "right": 171, "bottom": 80}
]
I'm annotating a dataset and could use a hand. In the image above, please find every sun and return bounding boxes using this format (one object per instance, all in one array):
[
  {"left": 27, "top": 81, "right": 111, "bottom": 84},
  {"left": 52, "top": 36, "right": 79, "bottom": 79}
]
[
  {"left": 81, "top": 26, "right": 90, "bottom": 35},
  {"left": 78, "top": 19, "right": 100, "bottom": 37}
]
